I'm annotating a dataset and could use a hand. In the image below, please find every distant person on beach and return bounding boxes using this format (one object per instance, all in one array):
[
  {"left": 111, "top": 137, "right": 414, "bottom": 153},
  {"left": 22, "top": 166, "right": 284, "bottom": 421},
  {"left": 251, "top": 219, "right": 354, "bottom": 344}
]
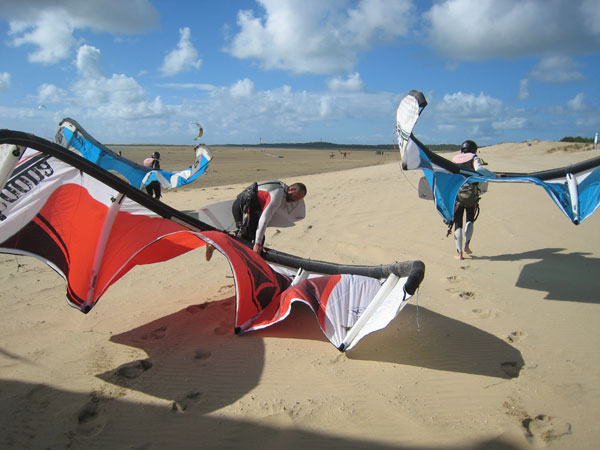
[
  {"left": 205, "top": 181, "right": 307, "bottom": 260},
  {"left": 143, "top": 151, "right": 162, "bottom": 200},
  {"left": 449, "top": 140, "right": 496, "bottom": 260}
]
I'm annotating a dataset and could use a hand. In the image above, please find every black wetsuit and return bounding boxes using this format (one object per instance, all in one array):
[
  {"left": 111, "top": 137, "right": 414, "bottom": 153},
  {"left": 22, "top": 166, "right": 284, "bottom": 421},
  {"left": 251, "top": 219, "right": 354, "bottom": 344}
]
[{"left": 145, "top": 158, "right": 161, "bottom": 199}]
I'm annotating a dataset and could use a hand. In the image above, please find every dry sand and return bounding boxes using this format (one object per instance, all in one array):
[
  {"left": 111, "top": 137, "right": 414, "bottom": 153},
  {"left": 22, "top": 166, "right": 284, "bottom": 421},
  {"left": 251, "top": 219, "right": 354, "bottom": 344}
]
[{"left": 1, "top": 141, "right": 599, "bottom": 449}]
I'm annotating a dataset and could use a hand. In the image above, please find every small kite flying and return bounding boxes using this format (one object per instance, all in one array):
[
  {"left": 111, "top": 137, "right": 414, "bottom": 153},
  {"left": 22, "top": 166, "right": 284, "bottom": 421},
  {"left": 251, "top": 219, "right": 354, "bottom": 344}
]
[{"left": 191, "top": 122, "right": 203, "bottom": 140}]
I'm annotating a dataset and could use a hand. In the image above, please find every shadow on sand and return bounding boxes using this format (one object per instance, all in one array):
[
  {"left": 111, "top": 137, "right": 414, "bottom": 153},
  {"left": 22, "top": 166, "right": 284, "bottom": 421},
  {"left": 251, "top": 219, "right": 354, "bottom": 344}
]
[
  {"left": 0, "top": 378, "right": 525, "bottom": 450},
  {"left": 97, "top": 298, "right": 523, "bottom": 416},
  {"left": 346, "top": 305, "right": 524, "bottom": 379},
  {"left": 0, "top": 298, "right": 528, "bottom": 448},
  {"left": 475, "top": 248, "right": 600, "bottom": 304}
]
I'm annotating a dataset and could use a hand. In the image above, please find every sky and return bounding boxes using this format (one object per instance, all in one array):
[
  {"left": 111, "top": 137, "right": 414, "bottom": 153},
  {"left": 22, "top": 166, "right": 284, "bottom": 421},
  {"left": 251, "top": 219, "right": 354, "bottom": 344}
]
[{"left": 0, "top": 0, "right": 599, "bottom": 146}]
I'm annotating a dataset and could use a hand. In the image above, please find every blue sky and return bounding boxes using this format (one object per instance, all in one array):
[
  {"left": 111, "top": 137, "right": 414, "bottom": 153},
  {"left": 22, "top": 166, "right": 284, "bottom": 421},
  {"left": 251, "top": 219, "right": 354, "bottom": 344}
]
[{"left": 0, "top": 0, "right": 599, "bottom": 146}]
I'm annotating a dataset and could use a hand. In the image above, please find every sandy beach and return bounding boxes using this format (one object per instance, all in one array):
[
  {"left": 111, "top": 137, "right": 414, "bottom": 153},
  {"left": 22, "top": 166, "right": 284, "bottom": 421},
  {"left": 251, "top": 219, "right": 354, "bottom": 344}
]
[{"left": 1, "top": 141, "right": 599, "bottom": 449}]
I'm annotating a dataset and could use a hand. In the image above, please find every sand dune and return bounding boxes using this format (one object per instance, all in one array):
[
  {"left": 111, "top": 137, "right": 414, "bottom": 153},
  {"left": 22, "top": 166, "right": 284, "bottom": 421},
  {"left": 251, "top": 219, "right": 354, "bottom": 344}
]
[{"left": 1, "top": 141, "right": 599, "bottom": 449}]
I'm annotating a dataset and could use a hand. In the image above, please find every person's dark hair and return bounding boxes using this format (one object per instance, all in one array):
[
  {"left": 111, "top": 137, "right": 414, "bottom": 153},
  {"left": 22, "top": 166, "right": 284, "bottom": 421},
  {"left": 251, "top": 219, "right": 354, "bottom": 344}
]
[
  {"left": 152, "top": 151, "right": 161, "bottom": 159},
  {"left": 290, "top": 182, "right": 307, "bottom": 195},
  {"left": 461, "top": 140, "right": 478, "bottom": 154}
]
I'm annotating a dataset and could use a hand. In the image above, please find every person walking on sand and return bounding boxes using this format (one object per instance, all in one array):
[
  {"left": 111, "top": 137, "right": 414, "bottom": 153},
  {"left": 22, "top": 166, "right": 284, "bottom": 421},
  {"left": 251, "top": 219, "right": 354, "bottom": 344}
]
[
  {"left": 450, "top": 140, "right": 496, "bottom": 260},
  {"left": 143, "top": 151, "right": 162, "bottom": 200},
  {"left": 205, "top": 181, "right": 307, "bottom": 260}
]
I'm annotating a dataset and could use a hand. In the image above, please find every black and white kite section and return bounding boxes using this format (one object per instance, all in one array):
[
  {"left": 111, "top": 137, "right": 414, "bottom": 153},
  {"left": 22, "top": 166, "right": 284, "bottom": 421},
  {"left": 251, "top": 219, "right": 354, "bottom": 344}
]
[
  {"left": 0, "top": 129, "right": 424, "bottom": 352},
  {"left": 396, "top": 90, "right": 600, "bottom": 225}
]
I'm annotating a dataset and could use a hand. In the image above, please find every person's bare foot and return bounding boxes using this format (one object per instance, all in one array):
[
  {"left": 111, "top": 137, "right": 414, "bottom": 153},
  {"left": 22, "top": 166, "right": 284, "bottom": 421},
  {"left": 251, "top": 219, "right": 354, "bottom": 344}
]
[
  {"left": 205, "top": 244, "right": 215, "bottom": 261},
  {"left": 455, "top": 252, "right": 464, "bottom": 260},
  {"left": 464, "top": 245, "right": 472, "bottom": 255}
]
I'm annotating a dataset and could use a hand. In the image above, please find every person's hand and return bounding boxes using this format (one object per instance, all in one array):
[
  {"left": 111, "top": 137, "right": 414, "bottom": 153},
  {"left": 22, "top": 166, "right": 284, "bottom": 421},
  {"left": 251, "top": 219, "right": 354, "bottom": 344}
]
[{"left": 253, "top": 243, "right": 263, "bottom": 254}]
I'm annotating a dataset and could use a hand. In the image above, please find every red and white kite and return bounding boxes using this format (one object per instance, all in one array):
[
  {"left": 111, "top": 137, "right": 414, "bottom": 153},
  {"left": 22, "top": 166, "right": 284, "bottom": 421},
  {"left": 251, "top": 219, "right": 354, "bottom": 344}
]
[{"left": 0, "top": 130, "right": 424, "bottom": 351}]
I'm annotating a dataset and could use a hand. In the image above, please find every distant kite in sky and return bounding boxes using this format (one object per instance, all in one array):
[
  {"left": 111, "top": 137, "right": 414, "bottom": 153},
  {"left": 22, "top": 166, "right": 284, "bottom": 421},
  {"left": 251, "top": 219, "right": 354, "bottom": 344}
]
[{"left": 191, "top": 122, "right": 203, "bottom": 140}]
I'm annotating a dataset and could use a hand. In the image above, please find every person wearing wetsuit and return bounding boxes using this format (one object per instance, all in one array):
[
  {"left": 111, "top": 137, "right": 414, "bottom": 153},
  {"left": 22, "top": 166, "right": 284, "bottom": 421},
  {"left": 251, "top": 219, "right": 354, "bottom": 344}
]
[
  {"left": 144, "top": 151, "right": 162, "bottom": 200},
  {"left": 232, "top": 181, "right": 307, "bottom": 254},
  {"left": 451, "top": 140, "right": 495, "bottom": 260}
]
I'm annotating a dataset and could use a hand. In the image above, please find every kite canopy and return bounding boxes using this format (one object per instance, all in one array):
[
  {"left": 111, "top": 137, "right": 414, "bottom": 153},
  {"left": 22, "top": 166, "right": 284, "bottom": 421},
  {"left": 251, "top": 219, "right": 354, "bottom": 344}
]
[
  {"left": 396, "top": 90, "right": 600, "bottom": 225},
  {"left": 0, "top": 130, "right": 424, "bottom": 352},
  {"left": 191, "top": 122, "right": 203, "bottom": 140},
  {"left": 56, "top": 118, "right": 212, "bottom": 191}
]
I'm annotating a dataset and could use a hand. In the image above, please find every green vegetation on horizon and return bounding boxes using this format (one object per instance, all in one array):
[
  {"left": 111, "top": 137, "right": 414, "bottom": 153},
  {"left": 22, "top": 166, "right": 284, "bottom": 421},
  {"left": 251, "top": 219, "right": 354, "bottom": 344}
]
[{"left": 560, "top": 136, "right": 595, "bottom": 143}]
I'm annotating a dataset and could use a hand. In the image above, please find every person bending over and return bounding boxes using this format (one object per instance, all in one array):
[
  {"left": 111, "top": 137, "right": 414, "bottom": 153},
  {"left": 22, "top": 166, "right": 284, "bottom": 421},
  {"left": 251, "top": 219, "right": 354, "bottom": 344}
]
[{"left": 233, "top": 181, "right": 307, "bottom": 254}]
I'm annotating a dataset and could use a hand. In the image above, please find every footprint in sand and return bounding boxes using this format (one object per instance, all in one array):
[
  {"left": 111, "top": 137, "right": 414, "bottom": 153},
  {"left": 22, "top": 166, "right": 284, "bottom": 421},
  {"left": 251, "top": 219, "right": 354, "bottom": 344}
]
[
  {"left": 445, "top": 275, "right": 459, "bottom": 283},
  {"left": 194, "top": 349, "right": 212, "bottom": 360},
  {"left": 186, "top": 304, "right": 208, "bottom": 314},
  {"left": 447, "top": 288, "right": 476, "bottom": 300},
  {"left": 172, "top": 392, "right": 203, "bottom": 413},
  {"left": 501, "top": 361, "right": 524, "bottom": 378},
  {"left": 76, "top": 395, "right": 107, "bottom": 437},
  {"left": 220, "top": 299, "right": 234, "bottom": 311},
  {"left": 141, "top": 325, "right": 167, "bottom": 340},
  {"left": 522, "top": 414, "right": 571, "bottom": 443},
  {"left": 213, "top": 320, "right": 231, "bottom": 335},
  {"left": 472, "top": 308, "right": 497, "bottom": 319},
  {"left": 115, "top": 359, "right": 153, "bottom": 379},
  {"left": 213, "top": 326, "right": 230, "bottom": 336},
  {"left": 506, "top": 330, "right": 528, "bottom": 343},
  {"left": 218, "top": 284, "right": 235, "bottom": 293}
]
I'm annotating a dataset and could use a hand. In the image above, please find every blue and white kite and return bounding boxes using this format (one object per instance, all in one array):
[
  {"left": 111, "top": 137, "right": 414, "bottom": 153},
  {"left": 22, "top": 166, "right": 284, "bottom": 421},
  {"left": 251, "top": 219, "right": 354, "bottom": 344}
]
[
  {"left": 56, "top": 118, "right": 212, "bottom": 191},
  {"left": 396, "top": 90, "right": 600, "bottom": 226}
]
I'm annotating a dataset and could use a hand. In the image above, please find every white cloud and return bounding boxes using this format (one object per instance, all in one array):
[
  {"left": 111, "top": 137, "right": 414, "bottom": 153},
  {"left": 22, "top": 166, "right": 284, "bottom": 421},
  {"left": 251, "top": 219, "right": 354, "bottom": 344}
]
[
  {"left": 159, "top": 27, "right": 202, "bottom": 77},
  {"left": 1, "top": 0, "right": 158, "bottom": 65},
  {"left": 192, "top": 82, "right": 401, "bottom": 142},
  {"left": 425, "top": 0, "right": 600, "bottom": 61},
  {"left": 0, "top": 72, "right": 10, "bottom": 92},
  {"left": 345, "top": 0, "right": 414, "bottom": 42},
  {"left": 437, "top": 124, "right": 457, "bottom": 132},
  {"left": 156, "top": 83, "right": 215, "bottom": 91},
  {"left": 226, "top": 0, "right": 413, "bottom": 74},
  {"left": 38, "top": 83, "right": 67, "bottom": 104},
  {"left": 517, "top": 79, "right": 529, "bottom": 100},
  {"left": 436, "top": 91, "right": 504, "bottom": 117},
  {"left": 76, "top": 45, "right": 104, "bottom": 79},
  {"left": 568, "top": 93, "right": 587, "bottom": 111},
  {"left": 432, "top": 91, "right": 516, "bottom": 140},
  {"left": 70, "top": 45, "right": 164, "bottom": 120},
  {"left": 8, "top": 11, "right": 76, "bottom": 64},
  {"left": 492, "top": 117, "right": 526, "bottom": 130},
  {"left": 580, "top": 0, "right": 600, "bottom": 35},
  {"left": 230, "top": 78, "right": 254, "bottom": 98},
  {"left": 529, "top": 56, "right": 585, "bottom": 83},
  {"left": 327, "top": 72, "right": 364, "bottom": 92}
]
